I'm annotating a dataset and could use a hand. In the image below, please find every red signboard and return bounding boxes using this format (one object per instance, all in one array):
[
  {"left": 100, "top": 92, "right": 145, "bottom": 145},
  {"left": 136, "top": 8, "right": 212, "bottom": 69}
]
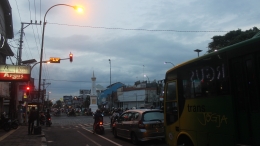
[{"left": 0, "top": 65, "right": 31, "bottom": 81}]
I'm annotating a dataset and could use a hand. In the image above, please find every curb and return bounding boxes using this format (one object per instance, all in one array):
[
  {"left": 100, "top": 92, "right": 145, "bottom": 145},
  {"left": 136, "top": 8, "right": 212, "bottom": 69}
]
[{"left": 41, "top": 132, "right": 47, "bottom": 146}]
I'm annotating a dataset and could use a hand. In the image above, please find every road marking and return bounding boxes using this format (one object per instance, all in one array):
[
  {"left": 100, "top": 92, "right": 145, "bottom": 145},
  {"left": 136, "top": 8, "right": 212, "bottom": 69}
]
[
  {"left": 81, "top": 128, "right": 122, "bottom": 146},
  {"left": 77, "top": 131, "right": 102, "bottom": 146},
  {"left": 0, "top": 127, "right": 19, "bottom": 141}
]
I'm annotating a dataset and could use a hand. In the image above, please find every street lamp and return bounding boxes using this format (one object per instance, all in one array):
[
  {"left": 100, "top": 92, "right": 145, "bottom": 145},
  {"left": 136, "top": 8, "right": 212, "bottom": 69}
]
[
  {"left": 144, "top": 74, "right": 150, "bottom": 83},
  {"left": 194, "top": 49, "right": 202, "bottom": 57},
  {"left": 135, "top": 93, "right": 137, "bottom": 108},
  {"left": 164, "top": 62, "right": 175, "bottom": 66},
  {"left": 108, "top": 59, "right": 111, "bottom": 109},
  {"left": 47, "top": 92, "right": 51, "bottom": 109},
  {"left": 37, "top": 4, "right": 82, "bottom": 127}
]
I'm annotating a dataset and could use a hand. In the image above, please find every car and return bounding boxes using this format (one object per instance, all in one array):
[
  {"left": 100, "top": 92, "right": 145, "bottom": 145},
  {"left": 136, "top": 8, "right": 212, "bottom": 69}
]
[{"left": 112, "top": 109, "right": 164, "bottom": 145}]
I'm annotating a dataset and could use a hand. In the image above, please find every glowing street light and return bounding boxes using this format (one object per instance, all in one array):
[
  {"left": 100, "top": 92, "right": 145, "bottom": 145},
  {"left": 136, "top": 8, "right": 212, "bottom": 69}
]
[{"left": 37, "top": 3, "right": 83, "bottom": 127}]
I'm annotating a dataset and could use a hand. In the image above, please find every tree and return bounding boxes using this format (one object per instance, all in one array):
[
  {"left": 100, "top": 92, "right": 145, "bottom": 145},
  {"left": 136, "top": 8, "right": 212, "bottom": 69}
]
[
  {"left": 55, "top": 100, "right": 62, "bottom": 108},
  {"left": 207, "top": 27, "right": 259, "bottom": 53},
  {"left": 83, "top": 95, "right": 90, "bottom": 108}
]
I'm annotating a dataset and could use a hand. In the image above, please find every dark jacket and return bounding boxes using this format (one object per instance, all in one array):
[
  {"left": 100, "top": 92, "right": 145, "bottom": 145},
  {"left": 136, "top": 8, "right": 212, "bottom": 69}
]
[
  {"left": 28, "top": 109, "right": 37, "bottom": 122},
  {"left": 94, "top": 112, "right": 103, "bottom": 123}
]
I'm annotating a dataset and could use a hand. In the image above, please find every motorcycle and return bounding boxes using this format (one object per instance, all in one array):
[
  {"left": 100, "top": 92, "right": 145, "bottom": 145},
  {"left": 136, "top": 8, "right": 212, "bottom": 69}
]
[
  {"left": 0, "top": 118, "right": 11, "bottom": 132},
  {"left": 93, "top": 113, "right": 104, "bottom": 135},
  {"left": 39, "top": 114, "right": 46, "bottom": 126},
  {"left": 11, "top": 119, "right": 19, "bottom": 129},
  {"left": 53, "top": 111, "right": 61, "bottom": 116},
  {"left": 67, "top": 111, "right": 76, "bottom": 117},
  {"left": 46, "top": 117, "right": 52, "bottom": 127}
]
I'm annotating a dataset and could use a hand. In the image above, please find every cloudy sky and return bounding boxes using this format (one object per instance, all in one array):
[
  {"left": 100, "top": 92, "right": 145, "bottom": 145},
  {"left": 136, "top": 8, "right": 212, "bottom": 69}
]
[{"left": 8, "top": 0, "right": 259, "bottom": 101}]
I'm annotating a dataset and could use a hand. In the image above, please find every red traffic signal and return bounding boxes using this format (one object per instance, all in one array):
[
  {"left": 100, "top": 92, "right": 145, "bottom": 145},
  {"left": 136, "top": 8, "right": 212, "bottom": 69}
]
[
  {"left": 69, "top": 53, "right": 73, "bottom": 62},
  {"left": 26, "top": 86, "right": 30, "bottom": 96}
]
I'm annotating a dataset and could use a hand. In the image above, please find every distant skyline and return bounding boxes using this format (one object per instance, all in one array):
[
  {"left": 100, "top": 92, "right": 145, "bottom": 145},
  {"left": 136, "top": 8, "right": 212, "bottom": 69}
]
[{"left": 8, "top": 0, "right": 260, "bottom": 100}]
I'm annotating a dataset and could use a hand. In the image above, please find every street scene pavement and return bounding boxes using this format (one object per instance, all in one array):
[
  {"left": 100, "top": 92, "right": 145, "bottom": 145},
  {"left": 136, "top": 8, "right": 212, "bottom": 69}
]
[{"left": 0, "top": 113, "right": 168, "bottom": 146}]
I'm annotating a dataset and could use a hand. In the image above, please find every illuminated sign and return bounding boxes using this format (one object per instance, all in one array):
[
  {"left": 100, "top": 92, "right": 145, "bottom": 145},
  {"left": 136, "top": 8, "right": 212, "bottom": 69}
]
[
  {"left": 0, "top": 65, "right": 31, "bottom": 81},
  {"left": 49, "top": 57, "right": 60, "bottom": 63}
]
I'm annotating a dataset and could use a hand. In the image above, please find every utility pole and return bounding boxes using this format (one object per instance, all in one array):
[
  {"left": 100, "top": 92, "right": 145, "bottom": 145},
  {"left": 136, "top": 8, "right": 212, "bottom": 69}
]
[
  {"left": 10, "top": 21, "right": 41, "bottom": 121},
  {"left": 18, "top": 21, "right": 41, "bottom": 65}
]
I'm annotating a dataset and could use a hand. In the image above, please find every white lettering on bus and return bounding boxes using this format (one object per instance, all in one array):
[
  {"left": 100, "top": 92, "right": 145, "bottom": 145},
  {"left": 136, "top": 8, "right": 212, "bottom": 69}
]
[
  {"left": 198, "top": 112, "right": 228, "bottom": 127},
  {"left": 191, "top": 64, "right": 225, "bottom": 82}
]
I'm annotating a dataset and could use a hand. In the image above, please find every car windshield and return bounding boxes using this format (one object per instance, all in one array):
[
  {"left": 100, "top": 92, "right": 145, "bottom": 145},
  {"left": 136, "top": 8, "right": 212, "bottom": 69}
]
[{"left": 143, "top": 111, "right": 164, "bottom": 121}]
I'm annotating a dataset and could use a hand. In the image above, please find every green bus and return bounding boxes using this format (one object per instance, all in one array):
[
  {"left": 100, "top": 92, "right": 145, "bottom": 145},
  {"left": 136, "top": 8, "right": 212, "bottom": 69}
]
[{"left": 164, "top": 32, "right": 260, "bottom": 146}]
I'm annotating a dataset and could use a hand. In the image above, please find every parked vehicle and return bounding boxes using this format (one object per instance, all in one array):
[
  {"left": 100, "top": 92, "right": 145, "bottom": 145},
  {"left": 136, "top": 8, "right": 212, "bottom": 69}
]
[
  {"left": 11, "top": 119, "right": 19, "bottom": 129},
  {"left": 0, "top": 117, "right": 11, "bottom": 132},
  {"left": 112, "top": 109, "right": 164, "bottom": 145}
]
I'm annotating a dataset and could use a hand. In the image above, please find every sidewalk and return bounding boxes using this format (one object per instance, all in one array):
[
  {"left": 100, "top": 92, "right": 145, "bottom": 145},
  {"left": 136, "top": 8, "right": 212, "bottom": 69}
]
[{"left": 0, "top": 125, "right": 46, "bottom": 146}]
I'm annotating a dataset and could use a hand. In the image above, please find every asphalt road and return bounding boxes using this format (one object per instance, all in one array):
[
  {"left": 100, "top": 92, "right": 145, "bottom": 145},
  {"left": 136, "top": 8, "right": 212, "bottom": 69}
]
[{"left": 43, "top": 113, "right": 168, "bottom": 146}]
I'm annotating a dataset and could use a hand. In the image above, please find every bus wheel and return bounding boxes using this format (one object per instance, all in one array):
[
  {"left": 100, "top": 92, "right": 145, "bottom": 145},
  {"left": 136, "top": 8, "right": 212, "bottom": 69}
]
[{"left": 177, "top": 135, "right": 194, "bottom": 146}]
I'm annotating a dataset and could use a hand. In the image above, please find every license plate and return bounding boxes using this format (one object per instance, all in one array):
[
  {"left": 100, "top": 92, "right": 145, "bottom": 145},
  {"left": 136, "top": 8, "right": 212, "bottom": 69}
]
[{"left": 152, "top": 124, "right": 162, "bottom": 128}]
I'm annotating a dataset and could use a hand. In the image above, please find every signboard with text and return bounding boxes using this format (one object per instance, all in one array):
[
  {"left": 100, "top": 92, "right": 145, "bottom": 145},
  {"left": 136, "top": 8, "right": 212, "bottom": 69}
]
[{"left": 0, "top": 65, "right": 31, "bottom": 81}]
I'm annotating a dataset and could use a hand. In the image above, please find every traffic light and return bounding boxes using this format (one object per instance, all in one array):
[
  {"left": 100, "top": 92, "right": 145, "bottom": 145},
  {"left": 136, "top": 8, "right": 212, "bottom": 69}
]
[
  {"left": 49, "top": 57, "right": 60, "bottom": 63},
  {"left": 26, "top": 86, "right": 30, "bottom": 96},
  {"left": 69, "top": 52, "right": 73, "bottom": 62}
]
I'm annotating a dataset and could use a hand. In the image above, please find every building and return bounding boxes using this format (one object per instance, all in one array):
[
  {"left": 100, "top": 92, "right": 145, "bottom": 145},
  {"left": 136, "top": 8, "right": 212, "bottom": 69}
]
[{"left": 0, "top": 0, "right": 14, "bottom": 115}]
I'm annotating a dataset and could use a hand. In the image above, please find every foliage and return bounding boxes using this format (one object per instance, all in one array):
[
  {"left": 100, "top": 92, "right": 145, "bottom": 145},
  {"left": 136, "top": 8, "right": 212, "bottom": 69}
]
[
  {"left": 54, "top": 100, "right": 62, "bottom": 108},
  {"left": 83, "top": 95, "right": 90, "bottom": 108},
  {"left": 207, "top": 27, "right": 259, "bottom": 53}
]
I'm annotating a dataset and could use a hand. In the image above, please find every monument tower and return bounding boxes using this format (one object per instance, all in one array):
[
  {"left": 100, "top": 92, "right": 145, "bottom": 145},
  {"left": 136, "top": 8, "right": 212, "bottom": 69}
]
[{"left": 89, "top": 71, "right": 98, "bottom": 112}]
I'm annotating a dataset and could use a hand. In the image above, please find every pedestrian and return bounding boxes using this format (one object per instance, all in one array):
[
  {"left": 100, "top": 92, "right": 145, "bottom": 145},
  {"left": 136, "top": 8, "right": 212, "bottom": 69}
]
[{"left": 28, "top": 107, "right": 37, "bottom": 135}]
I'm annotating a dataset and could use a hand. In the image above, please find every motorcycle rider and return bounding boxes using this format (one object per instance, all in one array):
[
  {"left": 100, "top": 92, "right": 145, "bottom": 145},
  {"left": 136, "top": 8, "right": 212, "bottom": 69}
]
[
  {"left": 110, "top": 108, "right": 119, "bottom": 127},
  {"left": 45, "top": 109, "right": 51, "bottom": 126},
  {"left": 93, "top": 109, "right": 103, "bottom": 133}
]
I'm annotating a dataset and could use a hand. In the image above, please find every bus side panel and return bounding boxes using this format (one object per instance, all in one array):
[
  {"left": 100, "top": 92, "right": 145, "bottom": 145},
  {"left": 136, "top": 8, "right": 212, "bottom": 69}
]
[{"left": 179, "top": 97, "right": 235, "bottom": 145}]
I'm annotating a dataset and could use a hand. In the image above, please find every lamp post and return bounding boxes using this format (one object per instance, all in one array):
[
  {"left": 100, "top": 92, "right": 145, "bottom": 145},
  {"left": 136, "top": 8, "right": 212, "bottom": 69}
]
[
  {"left": 47, "top": 92, "right": 51, "bottom": 109},
  {"left": 135, "top": 93, "right": 137, "bottom": 108},
  {"left": 144, "top": 74, "right": 150, "bottom": 83},
  {"left": 164, "top": 62, "right": 175, "bottom": 66},
  {"left": 37, "top": 4, "right": 82, "bottom": 127},
  {"left": 108, "top": 59, "right": 111, "bottom": 109},
  {"left": 194, "top": 49, "right": 202, "bottom": 57}
]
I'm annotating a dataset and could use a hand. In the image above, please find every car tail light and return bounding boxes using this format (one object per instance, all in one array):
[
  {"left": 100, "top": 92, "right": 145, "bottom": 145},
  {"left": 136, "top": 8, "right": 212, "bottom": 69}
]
[
  {"left": 138, "top": 120, "right": 145, "bottom": 129},
  {"left": 99, "top": 121, "right": 103, "bottom": 125}
]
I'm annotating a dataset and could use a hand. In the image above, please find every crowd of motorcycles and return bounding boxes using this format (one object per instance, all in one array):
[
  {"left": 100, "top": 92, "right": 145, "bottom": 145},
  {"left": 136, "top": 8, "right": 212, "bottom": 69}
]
[{"left": 0, "top": 112, "right": 19, "bottom": 132}]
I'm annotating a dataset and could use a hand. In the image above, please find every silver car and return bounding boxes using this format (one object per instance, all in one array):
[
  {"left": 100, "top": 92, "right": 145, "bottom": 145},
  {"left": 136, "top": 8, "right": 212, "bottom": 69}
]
[{"left": 112, "top": 109, "right": 164, "bottom": 145}]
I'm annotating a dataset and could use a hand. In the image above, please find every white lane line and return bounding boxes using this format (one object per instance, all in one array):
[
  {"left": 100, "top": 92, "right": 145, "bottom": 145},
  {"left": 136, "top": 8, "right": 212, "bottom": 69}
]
[
  {"left": 82, "top": 128, "right": 122, "bottom": 146},
  {"left": 77, "top": 131, "right": 102, "bottom": 146}
]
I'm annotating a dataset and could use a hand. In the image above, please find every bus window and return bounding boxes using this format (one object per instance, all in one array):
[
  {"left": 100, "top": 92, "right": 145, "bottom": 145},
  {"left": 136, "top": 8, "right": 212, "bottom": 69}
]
[
  {"left": 166, "top": 82, "right": 176, "bottom": 101},
  {"left": 165, "top": 81, "right": 178, "bottom": 125},
  {"left": 166, "top": 102, "right": 178, "bottom": 125}
]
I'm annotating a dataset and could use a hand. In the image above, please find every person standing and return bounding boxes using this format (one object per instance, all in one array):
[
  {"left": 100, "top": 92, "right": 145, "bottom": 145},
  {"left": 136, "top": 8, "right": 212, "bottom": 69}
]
[{"left": 28, "top": 107, "right": 37, "bottom": 135}]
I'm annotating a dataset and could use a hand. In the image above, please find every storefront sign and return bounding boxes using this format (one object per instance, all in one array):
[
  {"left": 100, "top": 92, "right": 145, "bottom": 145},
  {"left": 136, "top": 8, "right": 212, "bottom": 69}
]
[{"left": 0, "top": 65, "right": 31, "bottom": 81}]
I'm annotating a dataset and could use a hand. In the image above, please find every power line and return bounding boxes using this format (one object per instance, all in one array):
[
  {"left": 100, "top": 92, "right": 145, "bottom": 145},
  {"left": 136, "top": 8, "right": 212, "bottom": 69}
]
[{"left": 48, "top": 22, "right": 229, "bottom": 32}]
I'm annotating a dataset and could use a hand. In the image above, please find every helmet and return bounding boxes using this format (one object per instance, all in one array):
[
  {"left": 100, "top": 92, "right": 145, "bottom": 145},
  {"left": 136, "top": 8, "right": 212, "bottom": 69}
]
[{"left": 96, "top": 109, "right": 101, "bottom": 113}]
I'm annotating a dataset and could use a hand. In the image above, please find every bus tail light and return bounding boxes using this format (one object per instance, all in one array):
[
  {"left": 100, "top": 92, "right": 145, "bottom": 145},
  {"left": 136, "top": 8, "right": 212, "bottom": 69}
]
[{"left": 138, "top": 120, "right": 145, "bottom": 129}]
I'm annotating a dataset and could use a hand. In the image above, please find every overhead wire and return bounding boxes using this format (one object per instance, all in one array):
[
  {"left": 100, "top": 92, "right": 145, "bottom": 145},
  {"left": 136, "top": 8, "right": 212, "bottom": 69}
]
[{"left": 48, "top": 22, "right": 229, "bottom": 32}]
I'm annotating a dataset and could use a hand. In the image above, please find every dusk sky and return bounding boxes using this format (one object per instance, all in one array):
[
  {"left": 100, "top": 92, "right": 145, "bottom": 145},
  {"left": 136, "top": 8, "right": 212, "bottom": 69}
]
[{"left": 8, "top": 0, "right": 260, "bottom": 101}]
